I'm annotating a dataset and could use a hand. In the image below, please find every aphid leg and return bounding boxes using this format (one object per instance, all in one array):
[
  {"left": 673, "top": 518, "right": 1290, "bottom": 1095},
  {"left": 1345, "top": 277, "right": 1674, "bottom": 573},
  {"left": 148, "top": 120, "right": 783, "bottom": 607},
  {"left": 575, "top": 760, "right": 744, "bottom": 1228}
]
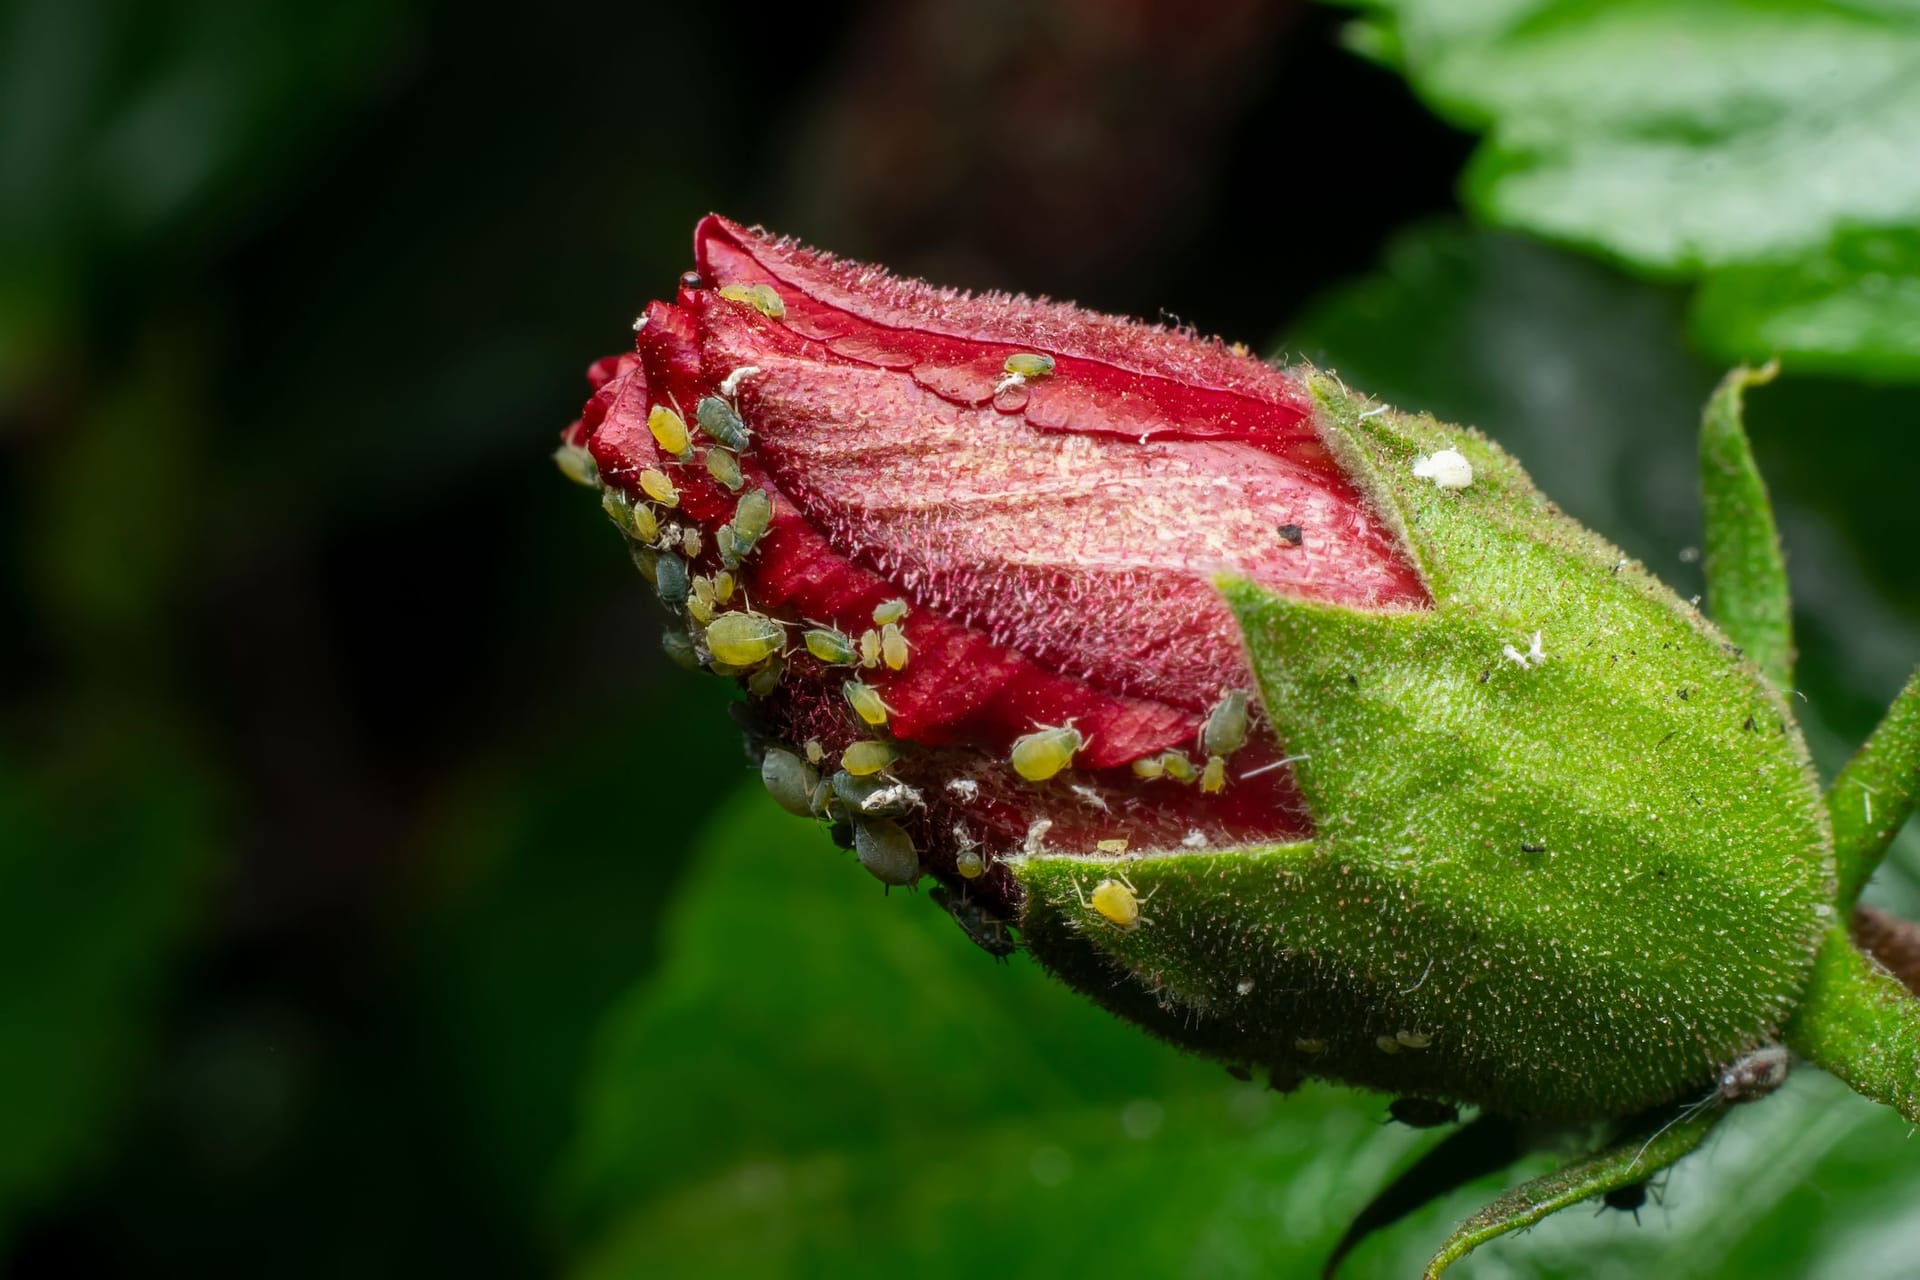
[{"left": 1417, "top": 1107, "right": 1721, "bottom": 1280}]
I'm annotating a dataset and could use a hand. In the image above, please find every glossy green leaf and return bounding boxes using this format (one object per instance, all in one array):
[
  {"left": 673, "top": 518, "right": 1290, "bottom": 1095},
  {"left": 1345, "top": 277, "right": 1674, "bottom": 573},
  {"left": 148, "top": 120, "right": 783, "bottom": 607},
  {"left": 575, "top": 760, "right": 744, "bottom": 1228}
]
[{"left": 1350, "top": 0, "right": 1920, "bottom": 378}]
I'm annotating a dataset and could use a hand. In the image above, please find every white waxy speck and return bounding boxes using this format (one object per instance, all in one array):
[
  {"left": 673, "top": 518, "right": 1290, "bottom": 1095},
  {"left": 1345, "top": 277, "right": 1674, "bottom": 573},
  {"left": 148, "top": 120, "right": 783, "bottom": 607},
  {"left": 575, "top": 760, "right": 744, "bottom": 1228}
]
[
  {"left": 1412, "top": 447, "right": 1474, "bottom": 489},
  {"left": 1070, "top": 784, "right": 1110, "bottom": 813},
  {"left": 631, "top": 314, "right": 648, "bottom": 332},
  {"left": 1025, "top": 818, "right": 1053, "bottom": 855},
  {"left": 1358, "top": 404, "right": 1390, "bottom": 419},
  {"left": 1502, "top": 631, "right": 1546, "bottom": 670},
  {"left": 994, "top": 371, "right": 1027, "bottom": 396},
  {"left": 719, "top": 365, "right": 762, "bottom": 396},
  {"left": 947, "top": 778, "right": 980, "bottom": 802},
  {"left": 1182, "top": 829, "right": 1208, "bottom": 849}
]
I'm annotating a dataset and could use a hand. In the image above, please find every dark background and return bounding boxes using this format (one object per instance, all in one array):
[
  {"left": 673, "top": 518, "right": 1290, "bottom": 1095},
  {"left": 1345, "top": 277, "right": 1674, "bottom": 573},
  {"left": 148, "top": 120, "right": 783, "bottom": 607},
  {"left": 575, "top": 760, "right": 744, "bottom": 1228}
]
[{"left": 4, "top": 2, "right": 1916, "bottom": 1277}]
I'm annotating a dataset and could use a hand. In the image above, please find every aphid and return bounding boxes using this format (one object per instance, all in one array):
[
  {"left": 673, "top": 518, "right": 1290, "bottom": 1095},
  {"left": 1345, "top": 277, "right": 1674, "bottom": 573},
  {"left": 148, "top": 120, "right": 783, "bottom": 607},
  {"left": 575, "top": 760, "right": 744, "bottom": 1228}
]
[
  {"left": 852, "top": 817, "right": 919, "bottom": 888},
  {"left": 1717, "top": 1044, "right": 1791, "bottom": 1103},
  {"left": 553, "top": 442, "right": 598, "bottom": 487},
  {"left": 600, "top": 487, "right": 638, "bottom": 536},
  {"left": 647, "top": 404, "right": 693, "bottom": 460},
  {"left": 1010, "top": 724, "right": 1083, "bottom": 782},
  {"left": 639, "top": 468, "right": 679, "bottom": 507},
  {"left": 760, "top": 747, "right": 819, "bottom": 817},
  {"left": 681, "top": 527, "right": 703, "bottom": 559},
  {"left": 830, "top": 770, "right": 921, "bottom": 818},
  {"left": 804, "top": 739, "right": 825, "bottom": 765},
  {"left": 713, "top": 571, "right": 735, "bottom": 603},
  {"left": 715, "top": 524, "right": 740, "bottom": 567},
  {"left": 859, "top": 628, "right": 882, "bottom": 668},
  {"left": 732, "top": 489, "right": 773, "bottom": 555},
  {"left": 804, "top": 627, "right": 860, "bottom": 666},
  {"left": 1600, "top": 1180, "right": 1653, "bottom": 1222},
  {"left": 746, "top": 656, "right": 783, "bottom": 698},
  {"left": 930, "top": 885, "right": 1017, "bottom": 960},
  {"left": 1376, "top": 1036, "right": 1403, "bottom": 1055},
  {"left": 1202, "top": 689, "right": 1251, "bottom": 757},
  {"left": 1412, "top": 447, "right": 1474, "bottom": 490},
  {"left": 1397, "top": 1029, "right": 1433, "bottom": 1050},
  {"left": 718, "top": 281, "right": 786, "bottom": 319},
  {"left": 704, "top": 611, "right": 785, "bottom": 666},
  {"left": 880, "top": 621, "right": 910, "bottom": 670},
  {"left": 659, "top": 627, "right": 699, "bottom": 671},
  {"left": 1096, "top": 838, "right": 1130, "bottom": 854},
  {"left": 628, "top": 542, "right": 658, "bottom": 583},
  {"left": 1294, "top": 1038, "right": 1327, "bottom": 1056},
  {"left": 686, "top": 595, "right": 715, "bottom": 626},
  {"left": 872, "top": 598, "right": 909, "bottom": 625},
  {"left": 841, "top": 739, "right": 899, "bottom": 776},
  {"left": 1200, "top": 754, "right": 1227, "bottom": 793},
  {"left": 1159, "top": 749, "right": 1198, "bottom": 783},
  {"left": 1277, "top": 523, "right": 1303, "bottom": 547},
  {"left": 843, "top": 681, "right": 890, "bottom": 727},
  {"left": 1130, "top": 755, "right": 1165, "bottom": 780},
  {"left": 655, "top": 552, "right": 690, "bottom": 608},
  {"left": 1086, "top": 874, "right": 1143, "bottom": 928},
  {"left": 691, "top": 575, "right": 715, "bottom": 607},
  {"left": 1387, "top": 1098, "right": 1460, "bottom": 1129},
  {"left": 956, "top": 845, "right": 986, "bottom": 879},
  {"left": 705, "top": 446, "right": 745, "bottom": 492},
  {"left": 630, "top": 500, "right": 660, "bottom": 543},
  {"left": 1002, "top": 352, "right": 1055, "bottom": 380},
  {"left": 696, "top": 395, "right": 751, "bottom": 450}
]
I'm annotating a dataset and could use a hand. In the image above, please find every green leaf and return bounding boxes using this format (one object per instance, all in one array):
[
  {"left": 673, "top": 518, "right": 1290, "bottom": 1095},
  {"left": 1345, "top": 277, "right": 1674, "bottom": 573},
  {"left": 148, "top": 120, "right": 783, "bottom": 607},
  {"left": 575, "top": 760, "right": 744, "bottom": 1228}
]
[
  {"left": 1354, "top": 1, "right": 1920, "bottom": 379},
  {"left": 1700, "top": 363, "right": 1794, "bottom": 691},
  {"left": 0, "top": 741, "right": 217, "bottom": 1249}
]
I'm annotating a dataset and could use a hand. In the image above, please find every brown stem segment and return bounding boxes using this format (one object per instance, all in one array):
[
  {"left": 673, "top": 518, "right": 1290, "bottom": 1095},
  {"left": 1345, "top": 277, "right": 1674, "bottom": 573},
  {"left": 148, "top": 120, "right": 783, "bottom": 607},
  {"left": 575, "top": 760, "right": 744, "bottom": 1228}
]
[{"left": 1852, "top": 904, "right": 1920, "bottom": 998}]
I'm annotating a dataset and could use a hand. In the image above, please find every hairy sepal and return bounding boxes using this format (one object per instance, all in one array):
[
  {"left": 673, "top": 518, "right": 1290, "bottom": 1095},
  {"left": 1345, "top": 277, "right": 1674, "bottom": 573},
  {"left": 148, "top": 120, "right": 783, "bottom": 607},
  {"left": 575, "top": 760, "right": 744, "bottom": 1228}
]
[{"left": 1016, "top": 376, "right": 1833, "bottom": 1120}]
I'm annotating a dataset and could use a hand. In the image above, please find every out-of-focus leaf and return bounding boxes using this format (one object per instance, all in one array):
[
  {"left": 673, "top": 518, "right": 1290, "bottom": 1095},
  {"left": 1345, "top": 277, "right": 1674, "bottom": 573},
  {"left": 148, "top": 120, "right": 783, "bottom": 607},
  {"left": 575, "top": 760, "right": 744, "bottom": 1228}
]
[
  {"left": 1694, "top": 228, "right": 1920, "bottom": 382},
  {"left": 1346, "top": 0, "right": 1920, "bottom": 379},
  {"left": 0, "top": 741, "right": 217, "bottom": 1250}
]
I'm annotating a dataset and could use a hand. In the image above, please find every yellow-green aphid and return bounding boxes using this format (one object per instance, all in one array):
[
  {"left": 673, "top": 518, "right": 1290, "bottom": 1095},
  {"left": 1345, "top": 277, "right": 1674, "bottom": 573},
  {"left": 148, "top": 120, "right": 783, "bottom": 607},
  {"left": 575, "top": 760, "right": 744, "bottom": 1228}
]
[
  {"left": 1200, "top": 754, "right": 1227, "bottom": 793},
  {"left": 639, "top": 468, "right": 679, "bottom": 507},
  {"left": 804, "top": 739, "right": 825, "bottom": 765},
  {"left": 600, "top": 487, "right": 638, "bottom": 536},
  {"left": 747, "top": 656, "right": 783, "bottom": 698},
  {"left": 659, "top": 627, "right": 699, "bottom": 671},
  {"left": 732, "top": 489, "right": 773, "bottom": 555},
  {"left": 880, "top": 621, "right": 909, "bottom": 670},
  {"left": 852, "top": 817, "right": 919, "bottom": 888},
  {"left": 655, "top": 552, "right": 690, "bottom": 609},
  {"left": 842, "top": 739, "right": 898, "bottom": 776},
  {"left": 681, "top": 527, "right": 703, "bottom": 559},
  {"left": 1201, "top": 689, "right": 1251, "bottom": 757},
  {"left": 1159, "top": 749, "right": 1197, "bottom": 783},
  {"left": 872, "top": 598, "right": 909, "bottom": 626},
  {"left": 859, "top": 628, "right": 882, "bottom": 668},
  {"left": 956, "top": 845, "right": 986, "bottom": 879},
  {"left": 692, "top": 575, "right": 715, "bottom": 608},
  {"left": 804, "top": 627, "right": 859, "bottom": 666},
  {"left": 630, "top": 500, "right": 660, "bottom": 544},
  {"left": 705, "top": 446, "right": 745, "bottom": 492},
  {"left": 553, "top": 442, "right": 598, "bottom": 487},
  {"left": 1096, "top": 838, "right": 1129, "bottom": 854},
  {"left": 718, "top": 282, "right": 787, "bottom": 319},
  {"left": 843, "top": 681, "right": 889, "bottom": 727},
  {"left": 716, "top": 524, "right": 739, "bottom": 568},
  {"left": 1130, "top": 755, "right": 1165, "bottom": 780},
  {"left": 1089, "top": 876, "right": 1141, "bottom": 928},
  {"left": 1010, "top": 725, "right": 1082, "bottom": 782},
  {"left": 629, "top": 542, "right": 658, "bottom": 584},
  {"left": 696, "top": 396, "right": 751, "bottom": 450},
  {"left": 759, "top": 746, "right": 818, "bottom": 817},
  {"left": 705, "top": 611, "right": 784, "bottom": 666},
  {"left": 647, "top": 404, "right": 693, "bottom": 461},
  {"left": 687, "top": 595, "right": 715, "bottom": 626},
  {"left": 713, "top": 571, "right": 735, "bottom": 603},
  {"left": 1002, "top": 352, "right": 1055, "bottom": 380}
]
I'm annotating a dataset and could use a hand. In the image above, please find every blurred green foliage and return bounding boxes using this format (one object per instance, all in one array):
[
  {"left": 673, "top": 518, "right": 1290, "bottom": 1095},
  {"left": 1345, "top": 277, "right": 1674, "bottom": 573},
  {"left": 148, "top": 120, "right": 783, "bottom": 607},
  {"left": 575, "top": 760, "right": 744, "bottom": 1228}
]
[
  {"left": 1, "top": 1, "right": 1916, "bottom": 1277},
  {"left": 1346, "top": 0, "right": 1920, "bottom": 378}
]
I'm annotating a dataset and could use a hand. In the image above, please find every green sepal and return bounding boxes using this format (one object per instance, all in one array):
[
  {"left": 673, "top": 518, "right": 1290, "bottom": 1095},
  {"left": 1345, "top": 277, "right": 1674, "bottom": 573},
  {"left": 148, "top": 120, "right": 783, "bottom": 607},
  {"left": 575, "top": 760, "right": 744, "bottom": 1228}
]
[
  {"left": 1421, "top": 1106, "right": 1722, "bottom": 1279},
  {"left": 1699, "top": 363, "right": 1795, "bottom": 691},
  {"left": 1828, "top": 668, "right": 1920, "bottom": 909},
  {"left": 1014, "top": 377, "right": 1834, "bottom": 1120},
  {"left": 1785, "top": 924, "right": 1920, "bottom": 1123}
]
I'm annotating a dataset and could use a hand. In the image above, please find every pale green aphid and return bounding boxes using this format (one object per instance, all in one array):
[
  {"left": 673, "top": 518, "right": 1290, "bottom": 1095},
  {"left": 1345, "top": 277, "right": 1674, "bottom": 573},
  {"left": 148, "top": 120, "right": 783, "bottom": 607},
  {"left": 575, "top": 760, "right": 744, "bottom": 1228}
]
[
  {"left": 731, "top": 488, "right": 773, "bottom": 555},
  {"left": 1200, "top": 688, "right": 1251, "bottom": 757},
  {"left": 872, "top": 598, "right": 909, "bottom": 626},
  {"left": 1002, "top": 352, "right": 1055, "bottom": 380},
  {"left": 803, "top": 627, "right": 859, "bottom": 666},
  {"left": 696, "top": 395, "right": 751, "bottom": 451},
  {"left": 653, "top": 551, "right": 689, "bottom": 609},
  {"left": 1009, "top": 725, "right": 1082, "bottom": 782},
  {"left": 759, "top": 746, "right": 818, "bottom": 817},
  {"left": 703, "top": 611, "right": 783, "bottom": 666},
  {"left": 718, "top": 281, "right": 786, "bottom": 319},
  {"left": 704, "top": 446, "right": 745, "bottom": 493},
  {"left": 843, "top": 680, "right": 889, "bottom": 727},
  {"left": 552, "top": 441, "right": 598, "bottom": 487},
  {"left": 1011, "top": 368, "right": 1920, "bottom": 1277},
  {"left": 852, "top": 817, "right": 920, "bottom": 889},
  {"left": 840, "top": 739, "right": 898, "bottom": 777}
]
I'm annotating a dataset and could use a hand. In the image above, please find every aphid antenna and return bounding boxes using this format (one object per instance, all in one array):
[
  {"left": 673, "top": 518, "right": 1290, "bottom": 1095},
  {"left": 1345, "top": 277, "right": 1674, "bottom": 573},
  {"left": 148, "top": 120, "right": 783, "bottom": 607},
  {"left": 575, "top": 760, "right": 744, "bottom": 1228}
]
[
  {"left": 1239, "top": 753, "right": 1309, "bottom": 780},
  {"left": 1358, "top": 404, "right": 1391, "bottom": 420},
  {"left": 1628, "top": 1088, "right": 1720, "bottom": 1174},
  {"left": 1400, "top": 957, "right": 1436, "bottom": 994}
]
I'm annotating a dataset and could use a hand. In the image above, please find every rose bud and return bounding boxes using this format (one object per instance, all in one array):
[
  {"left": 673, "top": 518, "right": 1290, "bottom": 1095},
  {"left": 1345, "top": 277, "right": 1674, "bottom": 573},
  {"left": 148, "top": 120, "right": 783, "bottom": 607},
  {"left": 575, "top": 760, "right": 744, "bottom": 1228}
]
[{"left": 558, "top": 219, "right": 1920, "bottom": 1274}]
